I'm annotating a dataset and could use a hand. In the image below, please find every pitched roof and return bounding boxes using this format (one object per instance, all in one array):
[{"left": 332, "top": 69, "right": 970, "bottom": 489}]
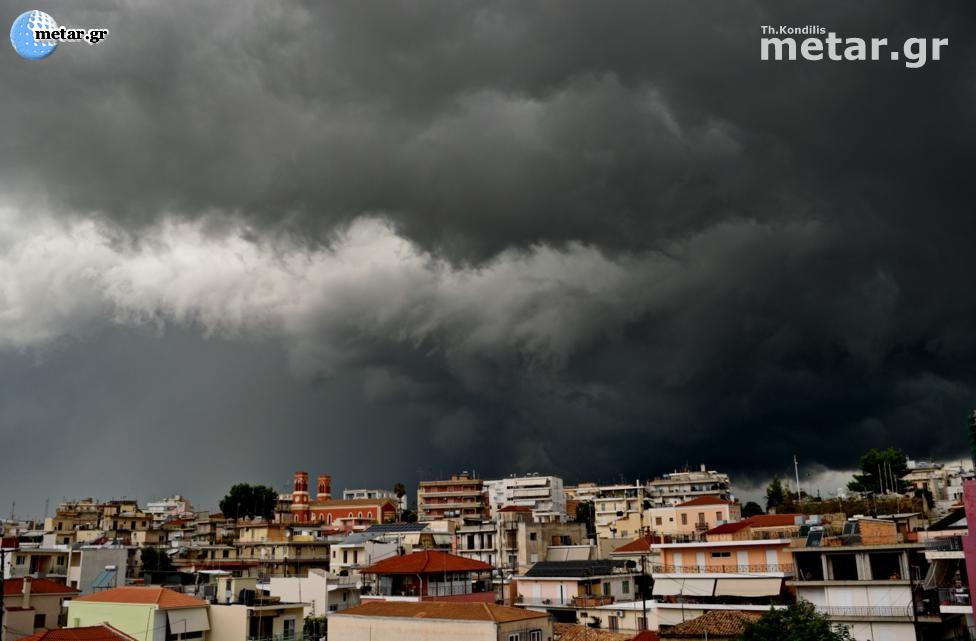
[
  {"left": 21, "top": 625, "right": 137, "bottom": 641},
  {"left": 4, "top": 578, "right": 79, "bottom": 596},
  {"left": 334, "top": 601, "right": 547, "bottom": 623},
  {"left": 705, "top": 514, "right": 801, "bottom": 536},
  {"left": 360, "top": 550, "right": 492, "bottom": 575},
  {"left": 73, "top": 586, "right": 207, "bottom": 609},
  {"left": 612, "top": 534, "right": 655, "bottom": 554},
  {"left": 676, "top": 496, "right": 735, "bottom": 507},
  {"left": 660, "top": 610, "right": 761, "bottom": 638},
  {"left": 553, "top": 623, "right": 636, "bottom": 641}
]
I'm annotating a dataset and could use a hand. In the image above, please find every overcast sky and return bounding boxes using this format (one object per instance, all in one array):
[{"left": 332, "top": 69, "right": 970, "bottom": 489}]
[{"left": 2, "top": 1, "right": 976, "bottom": 518}]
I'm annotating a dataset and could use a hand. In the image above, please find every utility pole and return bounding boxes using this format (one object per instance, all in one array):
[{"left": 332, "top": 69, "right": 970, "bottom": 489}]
[{"left": 794, "top": 455, "right": 802, "bottom": 502}]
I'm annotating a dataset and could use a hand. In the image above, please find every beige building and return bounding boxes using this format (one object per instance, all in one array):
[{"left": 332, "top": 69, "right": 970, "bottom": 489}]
[
  {"left": 417, "top": 473, "right": 489, "bottom": 523},
  {"left": 2, "top": 577, "right": 79, "bottom": 641},
  {"left": 645, "top": 496, "right": 742, "bottom": 539},
  {"left": 330, "top": 601, "right": 553, "bottom": 641}
]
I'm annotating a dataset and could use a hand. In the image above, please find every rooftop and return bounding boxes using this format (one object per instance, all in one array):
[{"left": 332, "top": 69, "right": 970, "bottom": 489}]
[
  {"left": 74, "top": 586, "right": 207, "bottom": 609},
  {"left": 21, "top": 625, "right": 137, "bottom": 641},
  {"left": 360, "top": 550, "right": 493, "bottom": 575},
  {"left": 523, "top": 559, "right": 628, "bottom": 578},
  {"left": 553, "top": 623, "right": 639, "bottom": 641},
  {"left": 333, "top": 601, "right": 547, "bottom": 623},
  {"left": 660, "top": 610, "right": 761, "bottom": 639},
  {"left": 675, "top": 496, "right": 735, "bottom": 508},
  {"left": 4, "top": 578, "right": 79, "bottom": 596},
  {"left": 704, "top": 514, "right": 801, "bottom": 536}
]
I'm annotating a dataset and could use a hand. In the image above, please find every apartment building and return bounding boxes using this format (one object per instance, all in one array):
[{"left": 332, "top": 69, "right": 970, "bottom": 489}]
[
  {"left": 789, "top": 517, "right": 948, "bottom": 641},
  {"left": 514, "top": 559, "right": 638, "bottom": 621},
  {"left": 644, "top": 497, "right": 741, "bottom": 539},
  {"left": 456, "top": 510, "right": 590, "bottom": 576},
  {"left": 417, "top": 472, "right": 489, "bottom": 523},
  {"left": 566, "top": 482, "right": 646, "bottom": 540},
  {"left": 2, "top": 577, "right": 80, "bottom": 641},
  {"left": 485, "top": 475, "right": 567, "bottom": 523},
  {"left": 645, "top": 466, "right": 733, "bottom": 508}
]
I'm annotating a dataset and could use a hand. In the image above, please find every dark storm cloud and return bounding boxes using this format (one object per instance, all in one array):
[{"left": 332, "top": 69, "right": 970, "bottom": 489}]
[{"left": 2, "top": 0, "right": 976, "bottom": 513}]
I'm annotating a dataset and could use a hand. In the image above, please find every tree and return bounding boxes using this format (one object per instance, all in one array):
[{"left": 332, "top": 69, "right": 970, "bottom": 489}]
[
  {"left": 847, "top": 447, "right": 908, "bottom": 494},
  {"left": 742, "top": 501, "right": 764, "bottom": 518},
  {"left": 140, "top": 547, "right": 173, "bottom": 574},
  {"left": 393, "top": 482, "right": 407, "bottom": 521},
  {"left": 765, "top": 476, "right": 788, "bottom": 512},
  {"left": 736, "top": 600, "right": 854, "bottom": 641},
  {"left": 574, "top": 501, "right": 596, "bottom": 539},
  {"left": 399, "top": 508, "right": 418, "bottom": 523},
  {"left": 219, "top": 483, "right": 278, "bottom": 521}
]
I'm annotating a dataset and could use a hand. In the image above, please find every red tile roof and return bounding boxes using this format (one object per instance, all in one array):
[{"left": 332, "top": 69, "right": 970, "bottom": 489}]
[
  {"left": 4, "top": 578, "right": 79, "bottom": 596},
  {"left": 553, "top": 623, "right": 635, "bottom": 641},
  {"left": 612, "top": 534, "right": 655, "bottom": 554},
  {"left": 498, "top": 505, "right": 533, "bottom": 513},
  {"left": 74, "top": 586, "right": 207, "bottom": 609},
  {"left": 360, "top": 550, "right": 493, "bottom": 575},
  {"left": 705, "top": 514, "right": 801, "bottom": 536},
  {"left": 676, "top": 496, "right": 735, "bottom": 507},
  {"left": 631, "top": 632, "right": 662, "bottom": 641},
  {"left": 21, "top": 625, "right": 138, "bottom": 641},
  {"left": 334, "top": 601, "right": 547, "bottom": 623},
  {"left": 660, "top": 610, "right": 761, "bottom": 638}
]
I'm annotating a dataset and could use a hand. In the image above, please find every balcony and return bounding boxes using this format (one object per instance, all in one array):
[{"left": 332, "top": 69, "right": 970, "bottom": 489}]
[
  {"left": 926, "top": 536, "right": 964, "bottom": 552},
  {"left": 573, "top": 595, "right": 615, "bottom": 607},
  {"left": 939, "top": 588, "right": 972, "bottom": 614},
  {"left": 653, "top": 563, "right": 795, "bottom": 575},
  {"left": 818, "top": 606, "right": 913, "bottom": 620}
]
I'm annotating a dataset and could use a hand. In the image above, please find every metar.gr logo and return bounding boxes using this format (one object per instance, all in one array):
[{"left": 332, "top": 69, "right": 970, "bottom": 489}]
[{"left": 10, "top": 9, "right": 109, "bottom": 60}]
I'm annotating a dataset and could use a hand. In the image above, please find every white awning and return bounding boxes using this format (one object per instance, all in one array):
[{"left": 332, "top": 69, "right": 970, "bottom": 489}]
[
  {"left": 714, "top": 577, "right": 782, "bottom": 597},
  {"left": 652, "top": 578, "right": 715, "bottom": 597},
  {"left": 167, "top": 608, "right": 210, "bottom": 633}
]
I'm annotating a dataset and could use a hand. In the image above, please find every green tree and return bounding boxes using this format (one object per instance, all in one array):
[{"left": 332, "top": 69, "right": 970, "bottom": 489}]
[
  {"left": 393, "top": 482, "right": 408, "bottom": 521},
  {"left": 742, "top": 501, "right": 764, "bottom": 518},
  {"left": 140, "top": 547, "right": 173, "bottom": 574},
  {"left": 219, "top": 483, "right": 278, "bottom": 520},
  {"left": 399, "top": 508, "right": 418, "bottom": 523},
  {"left": 574, "top": 501, "right": 596, "bottom": 539},
  {"left": 736, "top": 600, "right": 854, "bottom": 641},
  {"left": 847, "top": 447, "right": 908, "bottom": 494},
  {"left": 765, "top": 476, "right": 788, "bottom": 511}
]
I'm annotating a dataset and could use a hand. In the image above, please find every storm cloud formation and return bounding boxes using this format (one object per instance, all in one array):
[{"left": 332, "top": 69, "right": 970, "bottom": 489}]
[{"left": 2, "top": 0, "right": 976, "bottom": 513}]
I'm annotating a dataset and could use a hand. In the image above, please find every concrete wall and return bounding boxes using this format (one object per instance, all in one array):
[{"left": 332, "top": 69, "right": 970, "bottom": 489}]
[
  {"left": 67, "top": 602, "right": 162, "bottom": 641},
  {"left": 68, "top": 548, "right": 128, "bottom": 594},
  {"left": 328, "top": 616, "right": 498, "bottom": 641},
  {"left": 267, "top": 573, "right": 327, "bottom": 617}
]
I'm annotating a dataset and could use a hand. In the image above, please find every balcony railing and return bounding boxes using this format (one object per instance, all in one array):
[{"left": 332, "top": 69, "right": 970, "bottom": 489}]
[
  {"left": 927, "top": 537, "right": 964, "bottom": 552},
  {"left": 818, "top": 606, "right": 912, "bottom": 619},
  {"left": 940, "top": 588, "right": 971, "bottom": 606},
  {"left": 653, "top": 563, "right": 795, "bottom": 574}
]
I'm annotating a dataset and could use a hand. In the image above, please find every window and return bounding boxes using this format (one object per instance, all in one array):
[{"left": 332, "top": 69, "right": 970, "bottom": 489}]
[
  {"left": 283, "top": 619, "right": 296, "bottom": 641},
  {"left": 716, "top": 511, "right": 722, "bottom": 520},
  {"left": 508, "top": 634, "right": 520, "bottom": 641},
  {"left": 34, "top": 614, "right": 46, "bottom": 629},
  {"left": 655, "top": 517, "right": 662, "bottom": 526},
  {"left": 358, "top": 512, "right": 363, "bottom": 519},
  {"left": 529, "top": 532, "right": 537, "bottom": 541},
  {"left": 711, "top": 551, "right": 731, "bottom": 558},
  {"left": 637, "top": 616, "right": 647, "bottom": 631},
  {"left": 602, "top": 581, "right": 611, "bottom": 595},
  {"left": 15, "top": 556, "right": 25, "bottom": 565},
  {"left": 680, "top": 514, "right": 688, "bottom": 525},
  {"left": 622, "top": 580, "right": 630, "bottom": 594},
  {"left": 529, "top": 631, "right": 542, "bottom": 641},
  {"left": 609, "top": 616, "right": 619, "bottom": 631},
  {"left": 222, "top": 550, "right": 229, "bottom": 558}
]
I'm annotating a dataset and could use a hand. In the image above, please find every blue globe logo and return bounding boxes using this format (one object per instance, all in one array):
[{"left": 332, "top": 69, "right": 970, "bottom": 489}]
[{"left": 10, "top": 10, "right": 58, "bottom": 60}]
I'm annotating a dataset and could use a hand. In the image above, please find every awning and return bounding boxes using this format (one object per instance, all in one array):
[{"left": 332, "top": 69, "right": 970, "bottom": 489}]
[
  {"left": 167, "top": 609, "right": 210, "bottom": 633},
  {"left": 922, "top": 559, "right": 956, "bottom": 590},
  {"left": 652, "top": 578, "right": 715, "bottom": 597},
  {"left": 714, "top": 577, "right": 782, "bottom": 597}
]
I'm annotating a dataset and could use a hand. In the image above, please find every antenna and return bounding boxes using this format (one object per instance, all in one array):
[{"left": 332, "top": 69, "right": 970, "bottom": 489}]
[{"left": 794, "top": 455, "right": 802, "bottom": 502}]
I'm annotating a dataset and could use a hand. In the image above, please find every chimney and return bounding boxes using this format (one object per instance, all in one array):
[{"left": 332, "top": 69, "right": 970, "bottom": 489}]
[
  {"left": 22, "top": 575, "right": 32, "bottom": 609},
  {"left": 316, "top": 475, "right": 332, "bottom": 502},
  {"left": 700, "top": 464, "right": 706, "bottom": 472}
]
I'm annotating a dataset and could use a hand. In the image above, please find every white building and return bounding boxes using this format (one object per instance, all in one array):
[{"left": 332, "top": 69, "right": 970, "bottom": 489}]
[
  {"left": 645, "top": 465, "right": 733, "bottom": 508},
  {"left": 144, "top": 494, "right": 194, "bottom": 524},
  {"left": 342, "top": 488, "right": 407, "bottom": 512},
  {"left": 484, "top": 474, "right": 567, "bottom": 522}
]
